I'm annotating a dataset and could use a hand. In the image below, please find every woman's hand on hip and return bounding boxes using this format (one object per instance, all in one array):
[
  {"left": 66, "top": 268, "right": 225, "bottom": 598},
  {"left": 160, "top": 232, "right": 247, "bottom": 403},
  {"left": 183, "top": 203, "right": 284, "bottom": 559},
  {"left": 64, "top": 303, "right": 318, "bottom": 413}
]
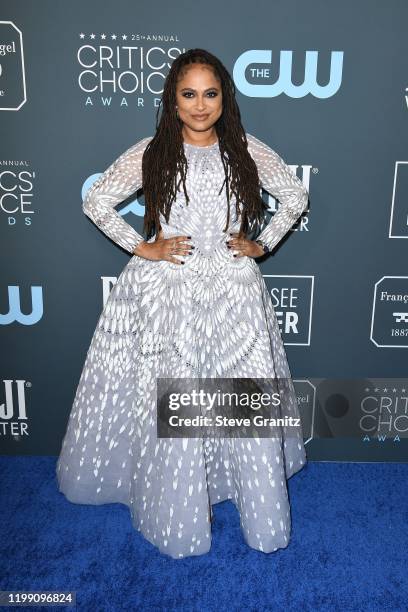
[
  {"left": 133, "top": 229, "right": 194, "bottom": 264},
  {"left": 226, "top": 232, "right": 264, "bottom": 258}
]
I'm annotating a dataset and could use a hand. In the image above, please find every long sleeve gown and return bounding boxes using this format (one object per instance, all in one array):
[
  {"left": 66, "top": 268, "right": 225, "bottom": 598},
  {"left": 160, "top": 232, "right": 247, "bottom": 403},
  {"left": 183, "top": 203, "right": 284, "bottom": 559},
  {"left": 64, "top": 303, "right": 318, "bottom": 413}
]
[{"left": 56, "top": 131, "right": 309, "bottom": 559}]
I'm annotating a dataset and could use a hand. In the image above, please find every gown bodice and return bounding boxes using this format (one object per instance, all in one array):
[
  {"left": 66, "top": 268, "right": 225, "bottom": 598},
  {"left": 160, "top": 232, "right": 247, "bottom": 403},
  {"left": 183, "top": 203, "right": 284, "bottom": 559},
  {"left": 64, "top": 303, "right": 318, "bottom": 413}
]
[{"left": 81, "top": 132, "right": 309, "bottom": 259}]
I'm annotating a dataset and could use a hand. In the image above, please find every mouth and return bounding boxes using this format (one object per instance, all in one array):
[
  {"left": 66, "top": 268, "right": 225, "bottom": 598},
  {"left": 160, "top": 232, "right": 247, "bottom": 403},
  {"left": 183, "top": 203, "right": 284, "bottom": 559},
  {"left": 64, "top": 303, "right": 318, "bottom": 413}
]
[{"left": 192, "top": 114, "right": 209, "bottom": 120}]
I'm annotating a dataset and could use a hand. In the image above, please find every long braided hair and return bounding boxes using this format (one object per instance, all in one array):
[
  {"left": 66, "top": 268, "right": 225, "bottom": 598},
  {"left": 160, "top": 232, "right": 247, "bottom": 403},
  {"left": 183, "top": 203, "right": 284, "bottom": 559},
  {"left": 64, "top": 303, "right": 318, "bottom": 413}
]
[{"left": 141, "top": 48, "right": 268, "bottom": 241}]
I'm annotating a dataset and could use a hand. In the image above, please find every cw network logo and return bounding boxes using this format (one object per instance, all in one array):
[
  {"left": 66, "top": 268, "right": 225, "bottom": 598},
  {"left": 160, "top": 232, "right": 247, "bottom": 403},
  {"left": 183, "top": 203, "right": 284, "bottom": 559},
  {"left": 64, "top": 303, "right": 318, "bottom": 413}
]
[
  {"left": 0, "top": 285, "right": 43, "bottom": 325},
  {"left": 233, "top": 50, "right": 344, "bottom": 98}
]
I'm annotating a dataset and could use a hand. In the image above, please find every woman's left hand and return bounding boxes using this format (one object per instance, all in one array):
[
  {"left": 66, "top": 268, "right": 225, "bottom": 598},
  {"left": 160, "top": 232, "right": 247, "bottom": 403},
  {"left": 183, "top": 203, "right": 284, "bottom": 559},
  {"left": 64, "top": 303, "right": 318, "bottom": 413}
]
[{"left": 226, "top": 232, "right": 265, "bottom": 258}]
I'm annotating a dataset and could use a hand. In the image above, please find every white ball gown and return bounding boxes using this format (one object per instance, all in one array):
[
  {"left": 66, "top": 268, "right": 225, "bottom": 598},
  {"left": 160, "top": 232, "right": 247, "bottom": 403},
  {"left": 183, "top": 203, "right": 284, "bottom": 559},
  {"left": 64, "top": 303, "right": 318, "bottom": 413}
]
[{"left": 56, "top": 131, "right": 309, "bottom": 559}]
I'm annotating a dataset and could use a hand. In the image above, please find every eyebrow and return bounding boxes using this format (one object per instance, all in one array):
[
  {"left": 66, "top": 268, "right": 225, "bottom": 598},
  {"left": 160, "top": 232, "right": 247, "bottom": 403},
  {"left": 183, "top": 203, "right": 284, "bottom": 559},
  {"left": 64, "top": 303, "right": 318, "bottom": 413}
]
[{"left": 179, "top": 87, "right": 219, "bottom": 92}]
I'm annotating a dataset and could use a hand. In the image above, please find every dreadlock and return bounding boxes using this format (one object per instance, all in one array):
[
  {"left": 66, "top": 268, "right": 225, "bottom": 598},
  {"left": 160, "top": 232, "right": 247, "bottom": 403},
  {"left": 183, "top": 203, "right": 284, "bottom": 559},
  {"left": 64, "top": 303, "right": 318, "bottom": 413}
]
[{"left": 141, "top": 48, "right": 268, "bottom": 241}]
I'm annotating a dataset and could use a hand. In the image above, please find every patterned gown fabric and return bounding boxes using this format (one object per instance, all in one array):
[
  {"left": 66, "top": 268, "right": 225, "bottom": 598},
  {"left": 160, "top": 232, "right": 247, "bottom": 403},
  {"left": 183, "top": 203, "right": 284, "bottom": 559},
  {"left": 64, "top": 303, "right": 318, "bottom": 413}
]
[{"left": 56, "top": 132, "right": 309, "bottom": 559}]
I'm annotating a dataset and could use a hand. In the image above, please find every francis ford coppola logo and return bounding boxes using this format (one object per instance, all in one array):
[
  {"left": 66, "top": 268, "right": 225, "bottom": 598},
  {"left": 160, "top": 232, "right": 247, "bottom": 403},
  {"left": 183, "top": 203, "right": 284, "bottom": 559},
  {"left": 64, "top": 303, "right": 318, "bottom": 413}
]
[{"left": 370, "top": 277, "right": 408, "bottom": 347}]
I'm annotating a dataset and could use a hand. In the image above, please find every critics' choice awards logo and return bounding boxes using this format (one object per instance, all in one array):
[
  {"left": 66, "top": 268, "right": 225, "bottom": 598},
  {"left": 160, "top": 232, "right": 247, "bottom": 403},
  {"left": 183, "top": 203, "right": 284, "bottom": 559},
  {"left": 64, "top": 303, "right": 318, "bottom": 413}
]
[
  {"left": 0, "top": 286, "right": 43, "bottom": 325},
  {"left": 262, "top": 275, "right": 314, "bottom": 346},
  {"left": 360, "top": 381, "right": 408, "bottom": 441},
  {"left": 77, "top": 33, "right": 184, "bottom": 105},
  {"left": 0, "top": 379, "right": 30, "bottom": 438},
  {"left": 1, "top": 162, "right": 36, "bottom": 226},
  {"left": 389, "top": 161, "right": 408, "bottom": 238},
  {"left": 370, "top": 277, "right": 408, "bottom": 348},
  {"left": 233, "top": 50, "right": 344, "bottom": 98},
  {"left": 0, "top": 21, "right": 27, "bottom": 110}
]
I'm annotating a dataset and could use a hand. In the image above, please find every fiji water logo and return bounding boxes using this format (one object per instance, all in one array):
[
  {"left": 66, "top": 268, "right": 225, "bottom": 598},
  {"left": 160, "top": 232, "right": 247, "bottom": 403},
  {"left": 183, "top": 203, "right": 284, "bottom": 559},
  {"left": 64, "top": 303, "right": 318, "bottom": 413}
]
[
  {"left": 0, "top": 285, "right": 43, "bottom": 325},
  {"left": 233, "top": 50, "right": 344, "bottom": 98},
  {"left": 0, "top": 380, "right": 28, "bottom": 419},
  {"left": 0, "top": 379, "right": 30, "bottom": 438}
]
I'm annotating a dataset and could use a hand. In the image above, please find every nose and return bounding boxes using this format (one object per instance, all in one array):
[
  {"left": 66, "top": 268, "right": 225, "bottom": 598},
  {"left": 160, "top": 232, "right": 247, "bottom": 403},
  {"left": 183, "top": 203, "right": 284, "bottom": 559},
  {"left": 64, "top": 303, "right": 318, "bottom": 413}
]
[{"left": 195, "top": 96, "right": 206, "bottom": 111}]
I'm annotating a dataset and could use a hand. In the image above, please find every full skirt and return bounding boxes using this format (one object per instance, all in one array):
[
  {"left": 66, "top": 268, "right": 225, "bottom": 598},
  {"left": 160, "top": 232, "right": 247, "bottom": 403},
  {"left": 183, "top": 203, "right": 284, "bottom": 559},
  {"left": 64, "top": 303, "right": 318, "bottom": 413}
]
[{"left": 56, "top": 251, "right": 307, "bottom": 559}]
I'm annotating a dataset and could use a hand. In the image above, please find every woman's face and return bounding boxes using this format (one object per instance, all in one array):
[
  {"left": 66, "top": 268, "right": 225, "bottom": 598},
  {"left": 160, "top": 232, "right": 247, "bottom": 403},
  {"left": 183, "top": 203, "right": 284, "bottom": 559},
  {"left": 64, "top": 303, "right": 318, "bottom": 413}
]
[{"left": 175, "top": 63, "right": 223, "bottom": 140}]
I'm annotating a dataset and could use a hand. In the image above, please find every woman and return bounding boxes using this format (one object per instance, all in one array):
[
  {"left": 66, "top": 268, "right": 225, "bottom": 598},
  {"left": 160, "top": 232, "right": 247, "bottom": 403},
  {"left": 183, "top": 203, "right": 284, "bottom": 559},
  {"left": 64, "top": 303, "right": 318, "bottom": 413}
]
[{"left": 56, "top": 48, "right": 309, "bottom": 559}]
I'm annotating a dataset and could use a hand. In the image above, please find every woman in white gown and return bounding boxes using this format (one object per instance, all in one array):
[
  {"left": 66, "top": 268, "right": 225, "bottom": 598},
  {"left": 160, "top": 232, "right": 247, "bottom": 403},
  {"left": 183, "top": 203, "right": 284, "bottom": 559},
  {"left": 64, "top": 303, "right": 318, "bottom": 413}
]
[{"left": 56, "top": 48, "right": 309, "bottom": 559}]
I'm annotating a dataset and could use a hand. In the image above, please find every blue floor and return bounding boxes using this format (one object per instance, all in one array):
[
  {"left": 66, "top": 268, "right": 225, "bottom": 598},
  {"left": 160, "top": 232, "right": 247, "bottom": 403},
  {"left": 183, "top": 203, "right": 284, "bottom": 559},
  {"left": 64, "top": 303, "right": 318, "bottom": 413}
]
[{"left": 0, "top": 457, "right": 407, "bottom": 611}]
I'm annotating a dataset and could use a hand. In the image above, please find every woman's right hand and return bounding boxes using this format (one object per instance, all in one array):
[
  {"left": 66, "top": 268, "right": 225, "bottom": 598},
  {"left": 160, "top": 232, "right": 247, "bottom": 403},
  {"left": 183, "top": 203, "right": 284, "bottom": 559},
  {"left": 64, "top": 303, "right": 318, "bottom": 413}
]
[{"left": 133, "top": 230, "right": 194, "bottom": 264}]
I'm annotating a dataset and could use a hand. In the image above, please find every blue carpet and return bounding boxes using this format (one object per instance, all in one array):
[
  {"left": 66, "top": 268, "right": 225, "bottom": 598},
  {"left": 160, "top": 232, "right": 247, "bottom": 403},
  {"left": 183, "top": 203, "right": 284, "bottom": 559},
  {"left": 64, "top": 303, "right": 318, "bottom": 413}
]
[{"left": 0, "top": 457, "right": 407, "bottom": 611}]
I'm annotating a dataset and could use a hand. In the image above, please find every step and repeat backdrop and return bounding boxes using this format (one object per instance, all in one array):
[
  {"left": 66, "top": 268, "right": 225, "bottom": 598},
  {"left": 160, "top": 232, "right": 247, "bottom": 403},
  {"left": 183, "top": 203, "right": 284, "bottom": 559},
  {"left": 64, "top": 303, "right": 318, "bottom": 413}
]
[{"left": 1, "top": 1, "right": 408, "bottom": 461}]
